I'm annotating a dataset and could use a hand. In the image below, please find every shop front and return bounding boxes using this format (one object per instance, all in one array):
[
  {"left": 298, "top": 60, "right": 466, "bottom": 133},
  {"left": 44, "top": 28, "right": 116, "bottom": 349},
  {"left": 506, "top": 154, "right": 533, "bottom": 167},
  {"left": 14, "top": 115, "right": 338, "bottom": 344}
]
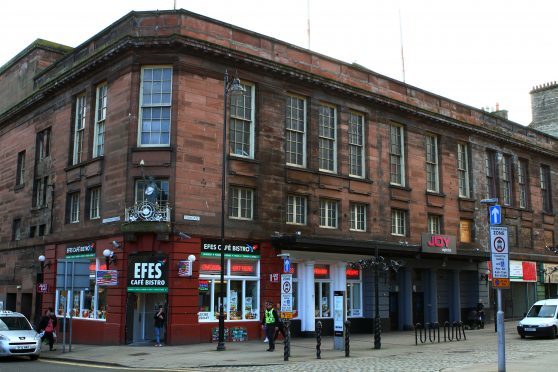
[
  {"left": 196, "top": 240, "right": 263, "bottom": 342},
  {"left": 541, "top": 263, "right": 558, "bottom": 299},
  {"left": 125, "top": 253, "right": 169, "bottom": 345},
  {"left": 501, "top": 260, "right": 537, "bottom": 318}
]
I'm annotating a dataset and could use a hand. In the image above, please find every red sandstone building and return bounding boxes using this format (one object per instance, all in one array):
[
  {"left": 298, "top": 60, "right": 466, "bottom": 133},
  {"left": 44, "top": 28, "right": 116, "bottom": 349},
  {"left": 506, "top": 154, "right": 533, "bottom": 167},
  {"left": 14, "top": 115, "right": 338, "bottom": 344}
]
[{"left": 1, "top": 10, "right": 558, "bottom": 345}]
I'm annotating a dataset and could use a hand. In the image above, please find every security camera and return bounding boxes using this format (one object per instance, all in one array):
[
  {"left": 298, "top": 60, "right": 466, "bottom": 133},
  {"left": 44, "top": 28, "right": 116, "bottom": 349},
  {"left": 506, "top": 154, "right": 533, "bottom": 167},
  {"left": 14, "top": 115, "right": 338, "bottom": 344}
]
[
  {"left": 112, "top": 241, "right": 121, "bottom": 249},
  {"left": 178, "top": 232, "right": 191, "bottom": 239}
]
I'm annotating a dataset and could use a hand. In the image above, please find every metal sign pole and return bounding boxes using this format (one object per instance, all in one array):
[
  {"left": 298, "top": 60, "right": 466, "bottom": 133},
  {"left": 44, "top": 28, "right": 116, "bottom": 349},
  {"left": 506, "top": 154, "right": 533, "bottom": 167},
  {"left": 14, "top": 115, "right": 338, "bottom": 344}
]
[
  {"left": 62, "top": 261, "right": 67, "bottom": 353},
  {"left": 69, "top": 261, "right": 74, "bottom": 352},
  {"left": 497, "top": 288, "right": 505, "bottom": 372}
]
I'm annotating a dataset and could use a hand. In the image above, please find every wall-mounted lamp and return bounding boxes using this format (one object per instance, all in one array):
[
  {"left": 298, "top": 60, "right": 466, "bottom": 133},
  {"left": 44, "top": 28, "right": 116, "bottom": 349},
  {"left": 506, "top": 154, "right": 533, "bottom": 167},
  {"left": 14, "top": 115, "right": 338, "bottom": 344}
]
[
  {"left": 480, "top": 269, "right": 490, "bottom": 286},
  {"left": 103, "top": 249, "right": 117, "bottom": 269},
  {"left": 441, "top": 256, "right": 448, "bottom": 268},
  {"left": 188, "top": 254, "right": 196, "bottom": 262},
  {"left": 38, "top": 255, "right": 51, "bottom": 272}
]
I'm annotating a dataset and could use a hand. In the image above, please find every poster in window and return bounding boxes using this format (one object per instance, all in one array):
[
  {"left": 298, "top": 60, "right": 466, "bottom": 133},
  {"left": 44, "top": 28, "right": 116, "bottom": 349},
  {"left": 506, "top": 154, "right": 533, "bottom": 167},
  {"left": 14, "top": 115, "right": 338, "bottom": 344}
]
[
  {"left": 96, "top": 270, "right": 118, "bottom": 286},
  {"left": 230, "top": 290, "right": 238, "bottom": 312}
]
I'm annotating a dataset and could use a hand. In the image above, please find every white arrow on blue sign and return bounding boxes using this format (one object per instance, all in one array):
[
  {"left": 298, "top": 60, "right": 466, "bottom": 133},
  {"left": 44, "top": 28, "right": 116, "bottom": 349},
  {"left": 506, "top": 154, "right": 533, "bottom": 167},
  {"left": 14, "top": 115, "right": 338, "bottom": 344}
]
[
  {"left": 283, "top": 258, "right": 290, "bottom": 273},
  {"left": 489, "top": 205, "right": 501, "bottom": 225}
]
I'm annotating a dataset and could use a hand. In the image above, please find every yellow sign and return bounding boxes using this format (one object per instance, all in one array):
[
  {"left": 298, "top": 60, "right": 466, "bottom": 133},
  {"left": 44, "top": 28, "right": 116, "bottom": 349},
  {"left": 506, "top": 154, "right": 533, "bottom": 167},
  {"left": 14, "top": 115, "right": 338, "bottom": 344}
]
[
  {"left": 493, "top": 278, "right": 510, "bottom": 289},
  {"left": 281, "top": 312, "right": 293, "bottom": 319}
]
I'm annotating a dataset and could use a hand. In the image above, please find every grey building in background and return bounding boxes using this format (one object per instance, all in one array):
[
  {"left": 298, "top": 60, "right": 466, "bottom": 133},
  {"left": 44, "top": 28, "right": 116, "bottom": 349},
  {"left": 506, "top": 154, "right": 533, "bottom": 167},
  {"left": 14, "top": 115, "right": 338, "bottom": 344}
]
[{"left": 530, "top": 81, "right": 558, "bottom": 136}]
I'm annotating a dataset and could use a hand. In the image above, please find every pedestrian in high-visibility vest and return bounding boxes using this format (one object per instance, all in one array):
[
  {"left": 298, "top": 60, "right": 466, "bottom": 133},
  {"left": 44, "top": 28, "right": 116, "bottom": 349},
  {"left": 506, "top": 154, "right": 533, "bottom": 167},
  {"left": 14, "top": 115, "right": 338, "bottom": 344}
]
[{"left": 261, "top": 300, "right": 279, "bottom": 351}]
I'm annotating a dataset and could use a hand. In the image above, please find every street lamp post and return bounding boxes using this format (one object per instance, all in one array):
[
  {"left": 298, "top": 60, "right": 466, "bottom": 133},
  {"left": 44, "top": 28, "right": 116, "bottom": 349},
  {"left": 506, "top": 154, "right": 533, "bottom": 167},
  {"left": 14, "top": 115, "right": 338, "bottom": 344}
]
[
  {"left": 350, "top": 249, "right": 403, "bottom": 350},
  {"left": 217, "top": 70, "right": 245, "bottom": 352}
]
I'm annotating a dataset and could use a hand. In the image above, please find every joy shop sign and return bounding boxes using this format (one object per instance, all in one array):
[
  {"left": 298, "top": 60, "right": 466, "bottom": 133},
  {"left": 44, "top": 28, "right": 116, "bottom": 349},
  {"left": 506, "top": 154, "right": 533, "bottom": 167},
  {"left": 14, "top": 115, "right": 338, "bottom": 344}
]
[
  {"left": 127, "top": 254, "right": 169, "bottom": 293},
  {"left": 421, "top": 233, "right": 456, "bottom": 255}
]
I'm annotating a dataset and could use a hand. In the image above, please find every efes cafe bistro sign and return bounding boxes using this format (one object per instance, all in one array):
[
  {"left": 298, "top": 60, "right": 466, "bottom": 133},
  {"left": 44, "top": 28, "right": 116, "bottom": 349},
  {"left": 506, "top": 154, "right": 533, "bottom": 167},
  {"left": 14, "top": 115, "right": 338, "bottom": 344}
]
[
  {"left": 201, "top": 240, "right": 260, "bottom": 259},
  {"left": 127, "top": 254, "right": 169, "bottom": 293},
  {"left": 421, "top": 233, "right": 456, "bottom": 255}
]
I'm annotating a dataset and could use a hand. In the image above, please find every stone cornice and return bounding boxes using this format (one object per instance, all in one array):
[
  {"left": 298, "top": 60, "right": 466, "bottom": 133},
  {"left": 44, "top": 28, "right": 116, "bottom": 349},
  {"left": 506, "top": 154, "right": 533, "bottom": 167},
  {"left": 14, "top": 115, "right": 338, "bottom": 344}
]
[{"left": 1, "top": 33, "right": 557, "bottom": 159}]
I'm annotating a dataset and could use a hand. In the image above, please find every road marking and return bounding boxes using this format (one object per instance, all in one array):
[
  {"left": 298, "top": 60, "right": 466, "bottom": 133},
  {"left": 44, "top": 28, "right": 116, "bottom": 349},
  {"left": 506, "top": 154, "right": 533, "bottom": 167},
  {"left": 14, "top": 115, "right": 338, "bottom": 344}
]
[{"left": 39, "top": 358, "right": 200, "bottom": 371}]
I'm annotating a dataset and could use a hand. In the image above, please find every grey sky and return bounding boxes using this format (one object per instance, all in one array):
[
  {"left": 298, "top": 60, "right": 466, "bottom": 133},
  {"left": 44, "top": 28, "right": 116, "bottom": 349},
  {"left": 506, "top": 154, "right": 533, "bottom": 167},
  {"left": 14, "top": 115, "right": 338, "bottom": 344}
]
[{"left": 2, "top": 0, "right": 555, "bottom": 125}]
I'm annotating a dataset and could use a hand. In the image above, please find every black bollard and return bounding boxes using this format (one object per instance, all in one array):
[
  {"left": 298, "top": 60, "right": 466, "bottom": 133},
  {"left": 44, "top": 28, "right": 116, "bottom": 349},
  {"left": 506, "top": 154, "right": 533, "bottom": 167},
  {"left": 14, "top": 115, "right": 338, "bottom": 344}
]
[
  {"left": 316, "top": 321, "right": 322, "bottom": 359},
  {"left": 344, "top": 320, "right": 351, "bottom": 357},
  {"left": 283, "top": 320, "right": 290, "bottom": 361}
]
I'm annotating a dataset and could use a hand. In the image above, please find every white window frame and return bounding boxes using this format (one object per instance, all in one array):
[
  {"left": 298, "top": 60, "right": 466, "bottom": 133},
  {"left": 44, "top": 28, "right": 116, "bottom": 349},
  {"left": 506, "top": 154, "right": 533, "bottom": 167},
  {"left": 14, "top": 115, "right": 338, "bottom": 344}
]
[
  {"left": 229, "top": 186, "right": 254, "bottom": 220},
  {"left": 518, "top": 159, "right": 527, "bottom": 209},
  {"left": 138, "top": 66, "right": 172, "bottom": 147},
  {"left": 37, "top": 128, "right": 51, "bottom": 161},
  {"left": 540, "top": 165, "right": 552, "bottom": 213},
  {"left": 389, "top": 124, "right": 405, "bottom": 186},
  {"left": 428, "top": 214, "right": 441, "bottom": 234},
  {"left": 457, "top": 143, "right": 470, "bottom": 198},
  {"left": 319, "top": 199, "right": 338, "bottom": 229},
  {"left": 89, "top": 187, "right": 101, "bottom": 220},
  {"left": 93, "top": 83, "right": 108, "bottom": 157},
  {"left": 16, "top": 151, "right": 25, "bottom": 186},
  {"left": 72, "top": 94, "right": 86, "bottom": 165},
  {"left": 198, "top": 258, "right": 260, "bottom": 322},
  {"left": 502, "top": 155, "right": 512, "bottom": 206},
  {"left": 55, "top": 258, "right": 106, "bottom": 321},
  {"left": 425, "top": 134, "right": 439, "bottom": 192},
  {"left": 69, "top": 192, "right": 80, "bottom": 224},
  {"left": 391, "top": 209, "right": 406, "bottom": 236},
  {"left": 34, "top": 177, "right": 47, "bottom": 208},
  {"left": 318, "top": 103, "right": 337, "bottom": 173},
  {"left": 348, "top": 111, "right": 365, "bottom": 178},
  {"left": 229, "top": 82, "right": 255, "bottom": 159},
  {"left": 287, "top": 194, "right": 307, "bottom": 225},
  {"left": 346, "top": 269, "right": 363, "bottom": 317},
  {"left": 350, "top": 203, "right": 366, "bottom": 232},
  {"left": 314, "top": 264, "right": 332, "bottom": 318},
  {"left": 286, "top": 94, "right": 307, "bottom": 167}
]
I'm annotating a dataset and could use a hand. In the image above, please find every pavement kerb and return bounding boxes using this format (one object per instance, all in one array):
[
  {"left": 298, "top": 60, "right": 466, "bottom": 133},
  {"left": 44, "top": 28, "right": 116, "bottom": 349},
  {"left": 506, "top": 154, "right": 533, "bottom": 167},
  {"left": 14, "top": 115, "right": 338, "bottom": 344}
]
[{"left": 39, "top": 353, "right": 129, "bottom": 369}]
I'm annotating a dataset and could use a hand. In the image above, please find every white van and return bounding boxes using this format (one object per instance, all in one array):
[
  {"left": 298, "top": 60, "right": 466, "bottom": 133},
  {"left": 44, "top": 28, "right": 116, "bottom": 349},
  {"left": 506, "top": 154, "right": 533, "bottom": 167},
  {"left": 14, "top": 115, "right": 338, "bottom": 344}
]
[{"left": 517, "top": 299, "right": 558, "bottom": 339}]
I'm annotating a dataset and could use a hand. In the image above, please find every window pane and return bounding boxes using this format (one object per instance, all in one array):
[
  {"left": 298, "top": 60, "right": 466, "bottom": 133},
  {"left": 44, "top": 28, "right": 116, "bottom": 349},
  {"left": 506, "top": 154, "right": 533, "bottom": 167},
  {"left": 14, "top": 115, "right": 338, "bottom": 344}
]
[
  {"left": 245, "top": 281, "right": 258, "bottom": 320},
  {"left": 229, "top": 281, "right": 243, "bottom": 320}
]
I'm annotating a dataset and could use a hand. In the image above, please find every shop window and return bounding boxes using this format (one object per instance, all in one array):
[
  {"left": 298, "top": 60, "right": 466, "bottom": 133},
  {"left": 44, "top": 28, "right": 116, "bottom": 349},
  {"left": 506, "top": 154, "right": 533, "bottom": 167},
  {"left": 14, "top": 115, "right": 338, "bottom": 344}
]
[
  {"left": 314, "top": 264, "right": 331, "bottom": 318},
  {"left": 55, "top": 259, "right": 108, "bottom": 320},
  {"left": 198, "top": 257, "right": 260, "bottom": 322},
  {"left": 346, "top": 267, "right": 362, "bottom": 317}
]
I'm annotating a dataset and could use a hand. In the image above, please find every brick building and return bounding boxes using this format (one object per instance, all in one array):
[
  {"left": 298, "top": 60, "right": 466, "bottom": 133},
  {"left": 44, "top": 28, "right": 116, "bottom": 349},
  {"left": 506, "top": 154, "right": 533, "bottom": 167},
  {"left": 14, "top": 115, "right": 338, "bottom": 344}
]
[{"left": 1, "top": 9, "right": 558, "bottom": 345}]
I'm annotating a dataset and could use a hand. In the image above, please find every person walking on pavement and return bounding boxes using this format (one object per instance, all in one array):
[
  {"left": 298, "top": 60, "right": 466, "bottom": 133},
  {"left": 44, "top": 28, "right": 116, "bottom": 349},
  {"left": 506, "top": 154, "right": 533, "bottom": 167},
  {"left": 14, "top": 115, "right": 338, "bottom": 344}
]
[
  {"left": 154, "top": 305, "right": 165, "bottom": 347},
  {"left": 274, "top": 302, "right": 286, "bottom": 342},
  {"left": 39, "top": 307, "right": 57, "bottom": 351},
  {"left": 261, "top": 300, "right": 279, "bottom": 351}
]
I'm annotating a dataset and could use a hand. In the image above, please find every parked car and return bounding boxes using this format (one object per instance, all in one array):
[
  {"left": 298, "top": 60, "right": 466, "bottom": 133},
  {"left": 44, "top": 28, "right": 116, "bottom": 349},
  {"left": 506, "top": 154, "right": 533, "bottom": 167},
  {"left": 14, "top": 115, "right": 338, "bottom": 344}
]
[
  {"left": 517, "top": 299, "right": 558, "bottom": 339},
  {"left": 0, "top": 310, "right": 41, "bottom": 360}
]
